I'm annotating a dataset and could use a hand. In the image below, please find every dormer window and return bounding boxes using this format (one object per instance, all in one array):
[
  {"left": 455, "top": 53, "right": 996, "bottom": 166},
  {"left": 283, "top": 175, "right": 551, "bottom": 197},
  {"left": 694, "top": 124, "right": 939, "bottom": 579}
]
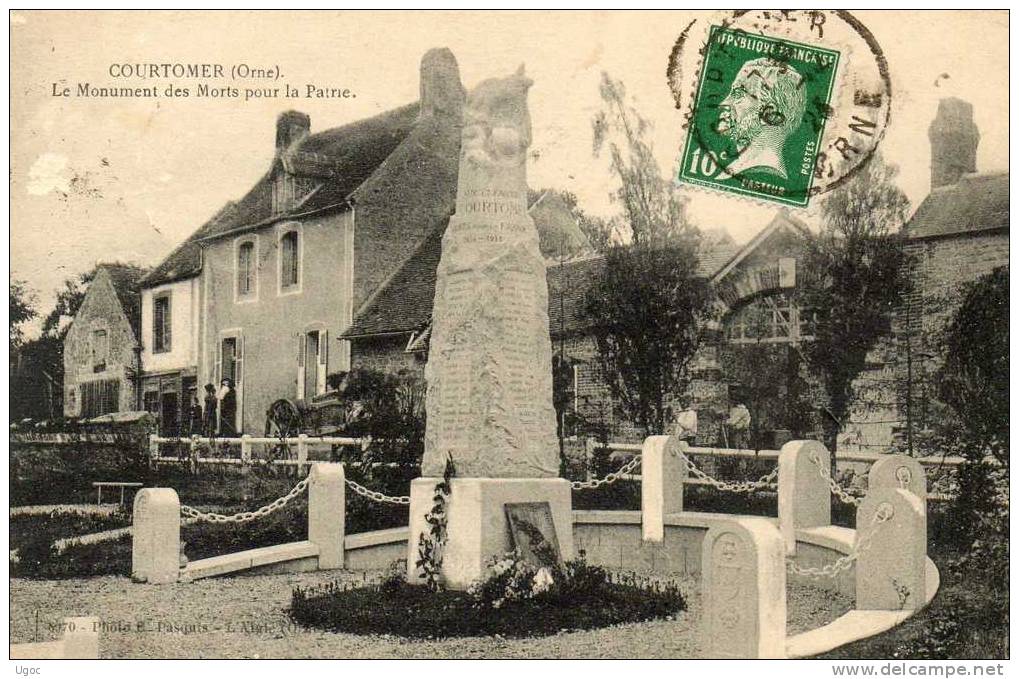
[{"left": 279, "top": 226, "right": 301, "bottom": 294}]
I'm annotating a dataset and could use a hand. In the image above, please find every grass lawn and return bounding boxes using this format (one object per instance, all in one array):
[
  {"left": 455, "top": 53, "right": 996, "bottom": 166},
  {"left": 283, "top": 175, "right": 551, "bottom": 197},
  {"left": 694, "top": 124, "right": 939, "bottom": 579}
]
[{"left": 10, "top": 512, "right": 131, "bottom": 554}]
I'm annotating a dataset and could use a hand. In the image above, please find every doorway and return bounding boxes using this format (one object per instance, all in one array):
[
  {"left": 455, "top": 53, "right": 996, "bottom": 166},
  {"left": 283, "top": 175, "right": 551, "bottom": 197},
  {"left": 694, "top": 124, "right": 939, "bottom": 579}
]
[{"left": 304, "top": 331, "right": 319, "bottom": 401}]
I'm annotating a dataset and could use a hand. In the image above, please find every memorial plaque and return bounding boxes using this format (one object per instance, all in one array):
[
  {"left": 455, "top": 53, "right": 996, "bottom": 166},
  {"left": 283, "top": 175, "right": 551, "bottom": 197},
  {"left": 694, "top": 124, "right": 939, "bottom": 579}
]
[
  {"left": 422, "top": 66, "right": 559, "bottom": 478},
  {"left": 505, "top": 501, "right": 563, "bottom": 568}
]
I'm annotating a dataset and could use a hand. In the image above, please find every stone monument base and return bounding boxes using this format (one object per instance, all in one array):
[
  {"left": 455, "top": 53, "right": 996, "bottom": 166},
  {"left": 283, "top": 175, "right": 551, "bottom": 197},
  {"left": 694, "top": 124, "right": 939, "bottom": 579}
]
[{"left": 406, "top": 477, "right": 574, "bottom": 590}]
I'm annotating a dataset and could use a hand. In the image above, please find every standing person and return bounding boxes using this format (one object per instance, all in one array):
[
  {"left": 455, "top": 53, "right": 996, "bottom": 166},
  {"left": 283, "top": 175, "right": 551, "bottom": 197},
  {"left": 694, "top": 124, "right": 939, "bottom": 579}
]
[
  {"left": 186, "top": 390, "right": 203, "bottom": 436},
  {"left": 727, "top": 402, "right": 751, "bottom": 450},
  {"left": 202, "top": 383, "right": 218, "bottom": 438},
  {"left": 218, "top": 378, "right": 237, "bottom": 436}
]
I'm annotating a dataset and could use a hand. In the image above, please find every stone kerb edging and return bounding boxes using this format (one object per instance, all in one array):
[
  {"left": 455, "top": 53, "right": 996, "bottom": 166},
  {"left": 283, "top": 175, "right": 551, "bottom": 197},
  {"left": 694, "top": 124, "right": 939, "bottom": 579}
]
[
  {"left": 786, "top": 525, "right": 939, "bottom": 659},
  {"left": 570, "top": 511, "right": 940, "bottom": 658}
]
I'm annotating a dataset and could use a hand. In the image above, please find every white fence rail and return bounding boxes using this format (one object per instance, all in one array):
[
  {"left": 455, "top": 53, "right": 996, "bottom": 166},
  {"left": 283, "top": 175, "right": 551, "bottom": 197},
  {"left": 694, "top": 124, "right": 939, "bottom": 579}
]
[
  {"left": 601, "top": 441, "right": 970, "bottom": 468},
  {"left": 148, "top": 434, "right": 366, "bottom": 470},
  {"left": 595, "top": 441, "right": 966, "bottom": 502}
]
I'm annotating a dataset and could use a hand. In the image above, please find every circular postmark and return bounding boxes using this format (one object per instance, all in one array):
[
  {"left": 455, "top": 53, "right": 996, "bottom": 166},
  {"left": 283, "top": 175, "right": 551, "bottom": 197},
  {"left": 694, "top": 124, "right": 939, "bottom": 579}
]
[{"left": 669, "top": 10, "right": 891, "bottom": 207}]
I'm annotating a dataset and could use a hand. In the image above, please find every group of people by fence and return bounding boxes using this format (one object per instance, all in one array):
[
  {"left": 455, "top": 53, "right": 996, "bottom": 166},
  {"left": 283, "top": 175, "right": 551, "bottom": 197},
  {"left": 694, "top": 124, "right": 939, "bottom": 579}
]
[{"left": 181, "top": 378, "right": 237, "bottom": 438}]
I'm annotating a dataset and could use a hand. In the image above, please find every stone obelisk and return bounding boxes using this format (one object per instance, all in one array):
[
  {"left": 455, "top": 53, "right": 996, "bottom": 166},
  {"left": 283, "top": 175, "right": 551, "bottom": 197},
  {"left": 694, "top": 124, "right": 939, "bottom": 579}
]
[{"left": 407, "top": 65, "right": 573, "bottom": 589}]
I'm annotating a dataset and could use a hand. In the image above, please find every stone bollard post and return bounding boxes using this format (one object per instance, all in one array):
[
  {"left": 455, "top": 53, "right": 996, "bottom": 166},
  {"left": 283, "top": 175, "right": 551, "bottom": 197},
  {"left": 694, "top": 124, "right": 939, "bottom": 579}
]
[
  {"left": 131, "top": 488, "right": 181, "bottom": 584},
  {"left": 701, "top": 517, "right": 787, "bottom": 659},
  {"left": 148, "top": 434, "right": 160, "bottom": 466},
  {"left": 641, "top": 435, "right": 688, "bottom": 542},
  {"left": 62, "top": 617, "right": 100, "bottom": 659},
  {"left": 778, "top": 440, "right": 832, "bottom": 555},
  {"left": 868, "top": 455, "right": 926, "bottom": 507},
  {"left": 308, "top": 463, "right": 345, "bottom": 570},
  {"left": 856, "top": 487, "right": 927, "bottom": 611},
  {"left": 189, "top": 435, "right": 200, "bottom": 475},
  {"left": 240, "top": 434, "right": 252, "bottom": 466},
  {"left": 297, "top": 434, "right": 309, "bottom": 476}
]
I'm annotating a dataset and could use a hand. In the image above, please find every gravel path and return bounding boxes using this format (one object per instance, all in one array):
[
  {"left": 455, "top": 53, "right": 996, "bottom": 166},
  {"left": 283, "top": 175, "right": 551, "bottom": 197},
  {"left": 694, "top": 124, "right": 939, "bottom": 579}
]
[{"left": 10, "top": 572, "right": 851, "bottom": 659}]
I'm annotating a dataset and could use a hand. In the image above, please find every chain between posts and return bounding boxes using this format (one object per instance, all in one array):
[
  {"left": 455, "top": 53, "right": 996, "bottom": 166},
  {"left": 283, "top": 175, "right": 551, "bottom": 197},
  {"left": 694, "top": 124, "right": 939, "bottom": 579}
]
[
  {"left": 678, "top": 449, "right": 779, "bottom": 493},
  {"left": 572, "top": 447, "right": 781, "bottom": 493},
  {"left": 808, "top": 450, "right": 862, "bottom": 505},
  {"left": 571, "top": 454, "right": 643, "bottom": 490},
  {"left": 180, "top": 475, "right": 311, "bottom": 524},
  {"left": 344, "top": 478, "right": 411, "bottom": 505},
  {"left": 786, "top": 505, "right": 892, "bottom": 578}
]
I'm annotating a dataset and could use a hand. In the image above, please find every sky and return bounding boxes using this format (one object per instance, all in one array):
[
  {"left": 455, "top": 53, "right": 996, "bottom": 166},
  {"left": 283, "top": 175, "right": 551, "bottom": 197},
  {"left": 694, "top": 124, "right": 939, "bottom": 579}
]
[{"left": 10, "top": 10, "right": 1009, "bottom": 336}]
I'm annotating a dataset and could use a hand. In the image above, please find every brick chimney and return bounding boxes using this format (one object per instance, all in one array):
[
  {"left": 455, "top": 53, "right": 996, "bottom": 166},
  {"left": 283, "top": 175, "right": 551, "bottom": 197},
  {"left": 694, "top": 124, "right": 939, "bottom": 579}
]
[
  {"left": 419, "top": 48, "right": 464, "bottom": 119},
  {"left": 275, "top": 110, "right": 310, "bottom": 154},
  {"left": 273, "top": 110, "right": 310, "bottom": 215},
  {"left": 928, "top": 98, "right": 979, "bottom": 191}
]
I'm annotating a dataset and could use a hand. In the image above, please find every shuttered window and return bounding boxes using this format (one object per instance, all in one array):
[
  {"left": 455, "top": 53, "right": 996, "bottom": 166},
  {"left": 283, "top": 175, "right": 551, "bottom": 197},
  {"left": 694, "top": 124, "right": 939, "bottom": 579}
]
[
  {"left": 237, "top": 240, "right": 255, "bottom": 297},
  {"left": 280, "top": 230, "right": 299, "bottom": 290},
  {"left": 153, "top": 293, "right": 172, "bottom": 353}
]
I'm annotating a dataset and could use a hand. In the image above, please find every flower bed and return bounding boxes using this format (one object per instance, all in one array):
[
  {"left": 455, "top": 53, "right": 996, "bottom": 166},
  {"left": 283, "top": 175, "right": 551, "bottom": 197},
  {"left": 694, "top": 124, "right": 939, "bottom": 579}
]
[{"left": 290, "top": 556, "right": 686, "bottom": 639}]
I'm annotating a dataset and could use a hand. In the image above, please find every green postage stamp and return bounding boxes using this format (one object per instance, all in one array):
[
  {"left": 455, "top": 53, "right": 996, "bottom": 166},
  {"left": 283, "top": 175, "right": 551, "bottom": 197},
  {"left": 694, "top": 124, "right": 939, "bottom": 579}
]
[{"left": 677, "top": 25, "right": 841, "bottom": 207}]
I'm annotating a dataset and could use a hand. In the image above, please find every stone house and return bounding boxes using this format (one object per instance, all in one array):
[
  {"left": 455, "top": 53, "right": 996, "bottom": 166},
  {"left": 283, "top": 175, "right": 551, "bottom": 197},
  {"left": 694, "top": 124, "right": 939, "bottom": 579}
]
[
  {"left": 893, "top": 97, "right": 1009, "bottom": 442},
  {"left": 63, "top": 264, "right": 148, "bottom": 418},
  {"left": 138, "top": 48, "right": 465, "bottom": 434}
]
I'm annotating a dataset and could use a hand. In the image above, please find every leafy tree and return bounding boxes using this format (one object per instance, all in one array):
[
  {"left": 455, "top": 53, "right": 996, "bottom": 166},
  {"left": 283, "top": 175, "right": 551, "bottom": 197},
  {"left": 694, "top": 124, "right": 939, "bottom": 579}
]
[
  {"left": 796, "top": 154, "right": 911, "bottom": 456},
  {"left": 938, "top": 266, "right": 1008, "bottom": 465},
  {"left": 592, "top": 73, "right": 689, "bottom": 247},
  {"left": 9, "top": 279, "right": 37, "bottom": 351},
  {"left": 583, "top": 73, "right": 711, "bottom": 435},
  {"left": 584, "top": 247, "right": 711, "bottom": 436},
  {"left": 42, "top": 270, "right": 95, "bottom": 338}
]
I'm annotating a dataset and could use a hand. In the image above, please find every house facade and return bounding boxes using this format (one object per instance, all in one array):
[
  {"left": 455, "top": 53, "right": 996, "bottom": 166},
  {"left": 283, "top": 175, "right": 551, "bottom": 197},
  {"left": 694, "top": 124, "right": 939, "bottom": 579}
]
[
  {"left": 137, "top": 48, "right": 465, "bottom": 434},
  {"left": 138, "top": 249, "right": 202, "bottom": 434},
  {"left": 63, "top": 264, "right": 148, "bottom": 418}
]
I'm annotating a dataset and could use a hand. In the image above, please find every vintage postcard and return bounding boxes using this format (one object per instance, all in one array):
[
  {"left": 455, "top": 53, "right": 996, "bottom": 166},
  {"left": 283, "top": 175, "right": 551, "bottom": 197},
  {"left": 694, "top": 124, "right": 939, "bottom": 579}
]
[{"left": 8, "top": 9, "right": 1009, "bottom": 666}]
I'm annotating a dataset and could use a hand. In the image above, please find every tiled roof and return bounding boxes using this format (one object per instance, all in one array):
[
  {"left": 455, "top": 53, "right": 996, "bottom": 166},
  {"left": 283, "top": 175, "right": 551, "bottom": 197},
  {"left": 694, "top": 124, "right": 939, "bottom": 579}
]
[
  {"left": 907, "top": 172, "right": 1008, "bottom": 240},
  {"left": 99, "top": 263, "right": 149, "bottom": 338},
  {"left": 142, "top": 104, "right": 422, "bottom": 288},
  {"left": 342, "top": 237, "right": 740, "bottom": 340},
  {"left": 342, "top": 222, "right": 446, "bottom": 338}
]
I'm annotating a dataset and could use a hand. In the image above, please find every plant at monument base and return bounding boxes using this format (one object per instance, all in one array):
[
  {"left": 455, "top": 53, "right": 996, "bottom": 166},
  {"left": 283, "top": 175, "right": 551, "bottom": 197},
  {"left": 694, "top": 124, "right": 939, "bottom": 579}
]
[
  {"left": 466, "top": 550, "right": 685, "bottom": 614},
  {"left": 795, "top": 153, "right": 911, "bottom": 459},
  {"left": 415, "top": 454, "right": 455, "bottom": 591},
  {"left": 290, "top": 552, "right": 686, "bottom": 639}
]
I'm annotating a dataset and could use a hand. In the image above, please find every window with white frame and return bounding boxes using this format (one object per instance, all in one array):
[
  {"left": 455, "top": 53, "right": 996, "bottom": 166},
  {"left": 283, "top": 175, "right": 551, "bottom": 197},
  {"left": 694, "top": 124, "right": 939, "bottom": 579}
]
[
  {"left": 724, "top": 293, "right": 816, "bottom": 344},
  {"left": 279, "top": 228, "right": 300, "bottom": 293},
  {"left": 153, "top": 293, "right": 172, "bottom": 353},
  {"left": 236, "top": 238, "right": 257, "bottom": 300}
]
